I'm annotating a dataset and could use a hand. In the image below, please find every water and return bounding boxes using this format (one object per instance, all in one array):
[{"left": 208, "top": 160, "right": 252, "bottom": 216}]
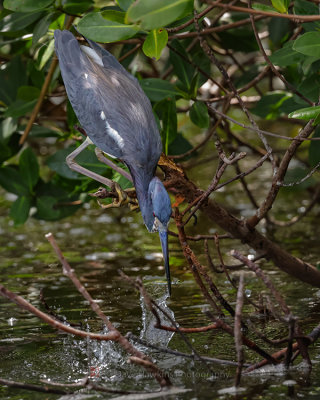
[{"left": 1, "top": 163, "right": 320, "bottom": 399}]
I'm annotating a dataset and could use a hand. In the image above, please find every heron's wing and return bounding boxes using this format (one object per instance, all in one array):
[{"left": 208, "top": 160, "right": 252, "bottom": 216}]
[
  {"left": 54, "top": 30, "right": 124, "bottom": 159},
  {"left": 84, "top": 37, "right": 138, "bottom": 85},
  {"left": 54, "top": 30, "right": 162, "bottom": 166}
]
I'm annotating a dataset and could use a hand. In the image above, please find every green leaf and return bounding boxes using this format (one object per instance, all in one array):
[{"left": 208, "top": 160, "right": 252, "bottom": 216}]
[
  {"left": 0, "top": 166, "right": 30, "bottom": 195},
  {"left": 17, "top": 86, "right": 40, "bottom": 101},
  {"left": 189, "top": 101, "right": 209, "bottom": 128},
  {"left": 251, "top": 91, "right": 292, "bottom": 120},
  {"left": 77, "top": 12, "right": 139, "bottom": 43},
  {"left": 47, "top": 145, "right": 111, "bottom": 180},
  {"left": 4, "top": 99, "right": 37, "bottom": 118},
  {"left": 9, "top": 195, "right": 32, "bottom": 225},
  {"left": 0, "top": 117, "right": 17, "bottom": 141},
  {"left": 218, "top": 28, "right": 258, "bottom": 52},
  {"left": 293, "top": 32, "right": 320, "bottom": 58},
  {"left": 0, "top": 11, "right": 43, "bottom": 32},
  {"left": 169, "top": 40, "right": 194, "bottom": 90},
  {"left": 112, "top": 171, "right": 132, "bottom": 189},
  {"left": 269, "top": 41, "right": 305, "bottom": 67},
  {"left": 294, "top": 0, "right": 319, "bottom": 16},
  {"left": 126, "top": 0, "right": 193, "bottom": 30},
  {"left": 168, "top": 133, "right": 193, "bottom": 157},
  {"left": 0, "top": 133, "right": 21, "bottom": 165},
  {"left": 309, "top": 126, "right": 320, "bottom": 167},
  {"left": 47, "top": 147, "right": 80, "bottom": 180},
  {"left": 101, "top": 10, "right": 126, "bottom": 24},
  {"left": 29, "top": 125, "right": 62, "bottom": 138},
  {"left": 189, "top": 43, "right": 211, "bottom": 87},
  {"left": 116, "top": 0, "right": 134, "bottom": 11},
  {"left": 34, "top": 189, "right": 81, "bottom": 220},
  {"left": 313, "top": 112, "right": 320, "bottom": 126},
  {"left": 252, "top": 3, "right": 278, "bottom": 12},
  {"left": 62, "top": 0, "right": 93, "bottom": 14},
  {"left": 0, "top": 144, "right": 12, "bottom": 166},
  {"left": 4, "top": 0, "right": 53, "bottom": 12},
  {"left": 268, "top": 18, "right": 290, "bottom": 46},
  {"left": 295, "top": 75, "right": 320, "bottom": 104},
  {"left": 0, "top": 57, "right": 28, "bottom": 105},
  {"left": 288, "top": 106, "right": 320, "bottom": 120},
  {"left": 19, "top": 147, "right": 39, "bottom": 191},
  {"left": 32, "top": 11, "right": 60, "bottom": 45},
  {"left": 154, "top": 98, "right": 177, "bottom": 154},
  {"left": 142, "top": 28, "right": 168, "bottom": 60},
  {"left": 35, "top": 195, "right": 60, "bottom": 220},
  {"left": 140, "top": 78, "right": 180, "bottom": 102},
  {"left": 38, "top": 38, "right": 54, "bottom": 69},
  {"left": 271, "top": 0, "right": 289, "bottom": 13}
]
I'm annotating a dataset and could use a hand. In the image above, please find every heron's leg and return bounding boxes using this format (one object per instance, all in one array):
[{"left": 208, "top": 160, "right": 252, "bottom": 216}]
[
  {"left": 67, "top": 138, "right": 138, "bottom": 209},
  {"left": 95, "top": 148, "right": 133, "bottom": 183},
  {"left": 66, "top": 137, "right": 114, "bottom": 188},
  {"left": 95, "top": 148, "right": 139, "bottom": 209}
]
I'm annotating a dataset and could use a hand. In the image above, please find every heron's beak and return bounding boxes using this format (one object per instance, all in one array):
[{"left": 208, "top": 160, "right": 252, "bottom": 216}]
[{"left": 159, "top": 229, "right": 171, "bottom": 296}]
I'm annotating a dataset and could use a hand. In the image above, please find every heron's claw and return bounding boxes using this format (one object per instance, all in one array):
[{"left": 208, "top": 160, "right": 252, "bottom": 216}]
[{"left": 113, "top": 182, "right": 128, "bottom": 207}]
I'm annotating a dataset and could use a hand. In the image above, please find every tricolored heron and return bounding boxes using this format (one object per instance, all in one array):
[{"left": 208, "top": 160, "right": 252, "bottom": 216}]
[{"left": 54, "top": 30, "right": 172, "bottom": 294}]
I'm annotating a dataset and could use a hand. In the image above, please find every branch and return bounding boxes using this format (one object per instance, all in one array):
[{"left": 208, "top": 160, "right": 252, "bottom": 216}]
[{"left": 207, "top": 1, "right": 320, "bottom": 21}]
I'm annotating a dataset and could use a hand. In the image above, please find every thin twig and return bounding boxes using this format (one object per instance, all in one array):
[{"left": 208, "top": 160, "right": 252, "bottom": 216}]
[{"left": 234, "top": 274, "right": 245, "bottom": 386}]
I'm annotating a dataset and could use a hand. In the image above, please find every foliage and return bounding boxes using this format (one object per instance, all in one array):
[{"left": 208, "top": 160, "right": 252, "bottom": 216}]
[{"left": 0, "top": 0, "right": 320, "bottom": 228}]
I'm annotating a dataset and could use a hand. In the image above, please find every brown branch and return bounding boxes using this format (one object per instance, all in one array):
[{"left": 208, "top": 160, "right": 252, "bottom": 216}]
[
  {"left": 0, "top": 378, "right": 69, "bottom": 395},
  {"left": 160, "top": 155, "right": 320, "bottom": 287},
  {"left": 0, "top": 284, "right": 119, "bottom": 341},
  {"left": 169, "top": 15, "right": 266, "bottom": 40}
]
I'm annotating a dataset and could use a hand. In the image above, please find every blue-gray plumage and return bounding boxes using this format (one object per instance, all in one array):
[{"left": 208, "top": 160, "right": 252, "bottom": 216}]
[{"left": 54, "top": 30, "right": 172, "bottom": 294}]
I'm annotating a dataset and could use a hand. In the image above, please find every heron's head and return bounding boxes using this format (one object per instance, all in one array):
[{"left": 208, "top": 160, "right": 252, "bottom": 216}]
[{"left": 148, "top": 177, "right": 172, "bottom": 294}]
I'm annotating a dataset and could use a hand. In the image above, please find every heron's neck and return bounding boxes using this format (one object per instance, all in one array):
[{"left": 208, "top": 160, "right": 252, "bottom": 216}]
[{"left": 129, "top": 168, "right": 155, "bottom": 232}]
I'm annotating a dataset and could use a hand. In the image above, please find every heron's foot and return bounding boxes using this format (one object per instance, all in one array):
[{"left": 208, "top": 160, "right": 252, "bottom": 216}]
[{"left": 92, "top": 183, "right": 139, "bottom": 210}]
